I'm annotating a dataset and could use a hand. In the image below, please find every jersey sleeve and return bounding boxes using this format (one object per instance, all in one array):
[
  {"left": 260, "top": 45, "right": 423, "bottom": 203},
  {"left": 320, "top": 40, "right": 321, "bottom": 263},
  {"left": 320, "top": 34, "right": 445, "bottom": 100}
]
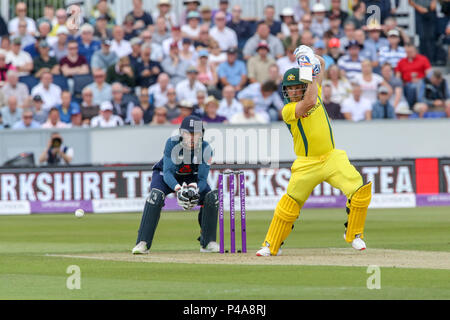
[
  {"left": 281, "top": 102, "right": 297, "bottom": 123},
  {"left": 197, "top": 141, "right": 213, "bottom": 193}
]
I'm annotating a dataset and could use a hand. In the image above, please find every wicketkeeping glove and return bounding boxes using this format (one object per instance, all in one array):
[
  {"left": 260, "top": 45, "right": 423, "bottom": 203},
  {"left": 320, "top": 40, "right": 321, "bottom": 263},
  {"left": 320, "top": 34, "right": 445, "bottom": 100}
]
[
  {"left": 175, "top": 183, "right": 192, "bottom": 211},
  {"left": 186, "top": 183, "right": 200, "bottom": 207}
]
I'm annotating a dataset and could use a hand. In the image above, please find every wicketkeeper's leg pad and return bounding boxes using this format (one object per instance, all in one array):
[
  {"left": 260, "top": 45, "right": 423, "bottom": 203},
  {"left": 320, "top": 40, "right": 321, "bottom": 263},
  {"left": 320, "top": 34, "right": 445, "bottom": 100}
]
[
  {"left": 262, "top": 194, "right": 301, "bottom": 255},
  {"left": 199, "top": 190, "right": 219, "bottom": 248},
  {"left": 345, "top": 182, "right": 372, "bottom": 243}
]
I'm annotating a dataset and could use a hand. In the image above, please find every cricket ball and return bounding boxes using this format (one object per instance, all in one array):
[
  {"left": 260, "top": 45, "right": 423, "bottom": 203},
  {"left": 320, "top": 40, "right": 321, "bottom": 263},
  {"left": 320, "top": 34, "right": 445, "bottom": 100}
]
[{"left": 75, "top": 209, "right": 85, "bottom": 218}]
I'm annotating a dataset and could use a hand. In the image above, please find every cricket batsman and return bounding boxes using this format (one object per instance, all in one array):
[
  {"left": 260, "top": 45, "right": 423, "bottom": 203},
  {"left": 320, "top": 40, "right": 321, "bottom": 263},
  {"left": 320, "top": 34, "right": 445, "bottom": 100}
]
[
  {"left": 256, "top": 46, "right": 372, "bottom": 257},
  {"left": 132, "top": 115, "right": 220, "bottom": 254}
]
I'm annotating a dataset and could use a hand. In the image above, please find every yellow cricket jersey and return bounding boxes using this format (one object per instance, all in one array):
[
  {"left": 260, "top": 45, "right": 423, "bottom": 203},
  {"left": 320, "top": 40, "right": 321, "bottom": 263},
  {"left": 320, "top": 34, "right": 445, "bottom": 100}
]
[{"left": 282, "top": 85, "right": 335, "bottom": 157}]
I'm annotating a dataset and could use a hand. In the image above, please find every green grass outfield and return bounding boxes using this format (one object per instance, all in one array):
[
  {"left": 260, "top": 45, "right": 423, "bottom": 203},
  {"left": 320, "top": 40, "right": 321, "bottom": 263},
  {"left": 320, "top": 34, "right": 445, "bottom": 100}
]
[{"left": 0, "top": 207, "right": 449, "bottom": 300}]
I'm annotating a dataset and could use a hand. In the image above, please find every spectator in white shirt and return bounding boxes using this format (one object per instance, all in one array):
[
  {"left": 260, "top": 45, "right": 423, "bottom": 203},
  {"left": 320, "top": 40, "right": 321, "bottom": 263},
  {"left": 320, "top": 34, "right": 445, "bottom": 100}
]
[
  {"left": 1, "top": 96, "right": 23, "bottom": 128},
  {"left": 31, "top": 71, "right": 62, "bottom": 111},
  {"left": 230, "top": 98, "right": 269, "bottom": 124},
  {"left": 353, "top": 60, "right": 385, "bottom": 105},
  {"left": 149, "top": 72, "right": 173, "bottom": 107},
  {"left": 181, "top": 11, "right": 201, "bottom": 41},
  {"left": 86, "top": 68, "right": 112, "bottom": 106},
  {"left": 110, "top": 26, "right": 132, "bottom": 58},
  {"left": 218, "top": 85, "right": 243, "bottom": 120},
  {"left": 8, "top": 2, "right": 37, "bottom": 36},
  {"left": 1, "top": 70, "right": 29, "bottom": 107},
  {"left": 276, "top": 46, "right": 298, "bottom": 76},
  {"left": 341, "top": 81, "right": 372, "bottom": 122},
  {"left": 91, "top": 101, "right": 124, "bottom": 127},
  {"left": 175, "top": 65, "right": 207, "bottom": 105},
  {"left": 6, "top": 37, "right": 33, "bottom": 76},
  {"left": 209, "top": 11, "right": 238, "bottom": 52}
]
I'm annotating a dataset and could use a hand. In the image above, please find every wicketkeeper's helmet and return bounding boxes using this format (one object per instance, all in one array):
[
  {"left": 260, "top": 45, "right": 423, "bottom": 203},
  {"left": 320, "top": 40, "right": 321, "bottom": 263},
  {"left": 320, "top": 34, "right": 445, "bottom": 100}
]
[{"left": 282, "top": 68, "right": 309, "bottom": 103}]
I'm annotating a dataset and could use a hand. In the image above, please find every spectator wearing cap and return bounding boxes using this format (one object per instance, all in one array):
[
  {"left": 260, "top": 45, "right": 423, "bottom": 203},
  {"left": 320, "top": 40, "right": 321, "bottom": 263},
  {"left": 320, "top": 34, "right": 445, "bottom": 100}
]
[
  {"left": 314, "top": 40, "right": 334, "bottom": 70},
  {"left": 86, "top": 68, "right": 112, "bottom": 106},
  {"left": 91, "top": 38, "right": 118, "bottom": 72},
  {"left": 279, "top": 8, "right": 296, "bottom": 39},
  {"left": 76, "top": 23, "right": 101, "bottom": 65},
  {"left": 8, "top": 2, "right": 37, "bottom": 36},
  {"left": 91, "top": 101, "right": 124, "bottom": 127},
  {"left": 182, "top": 11, "right": 202, "bottom": 41},
  {"left": 259, "top": 5, "right": 283, "bottom": 37},
  {"left": 68, "top": 106, "right": 84, "bottom": 127},
  {"left": 341, "top": 81, "right": 372, "bottom": 121},
  {"left": 128, "top": 0, "right": 154, "bottom": 31},
  {"left": 56, "top": 90, "right": 81, "bottom": 124},
  {"left": 380, "top": 62, "right": 407, "bottom": 109},
  {"left": 200, "top": 6, "right": 213, "bottom": 28},
  {"left": 364, "top": 20, "right": 389, "bottom": 55},
  {"left": 237, "top": 80, "right": 284, "bottom": 122},
  {"left": 323, "top": 64, "right": 352, "bottom": 105},
  {"left": 171, "top": 99, "right": 195, "bottom": 124},
  {"left": 227, "top": 5, "right": 253, "bottom": 51},
  {"left": 372, "top": 86, "right": 396, "bottom": 119},
  {"left": 395, "top": 43, "right": 432, "bottom": 107},
  {"left": 12, "top": 107, "right": 40, "bottom": 129},
  {"left": 230, "top": 98, "right": 269, "bottom": 124},
  {"left": 134, "top": 42, "right": 162, "bottom": 88},
  {"left": 153, "top": 16, "right": 172, "bottom": 46},
  {"left": 150, "top": 106, "right": 169, "bottom": 125},
  {"left": 322, "top": 83, "right": 345, "bottom": 120},
  {"left": 31, "top": 94, "right": 48, "bottom": 124},
  {"left": 1, "top": 96, "right": 22, "bottom": 128},
  {"left": 282, "top": 23, "right": 302, "bottom": 50},
  {"left": 202, "top": 96, "right": 227, "bottom": 123},
  {"left": 175, "top": 66, "right": 207, "bottom": 105},
  {"left": 93, "top": 14, "right": 113, "bottom": 40},
  {"left": 181, "top": 0, "right": 201, "bottom": 26},
  {"left": 243, "top": 22, "right": 285, "bottom": 60},
  {"left": 210, "top": 11, "right": 238, "bottom": 52},
  {"left": 383, "top": 17, "right": 410, "bottom": 47},
  {"left": 90, "top": 0, "right": 116, "bottom": 27},
  {"left": 196, "top": 49, "right": 219, "bottom": 90},
  {"left": 218, "top": 47, "right": 247, "bottom": 92},
  {"left": 153, "top": 0, "right": 178, "bottom": 30},
  {"left": 41, "top": 107, "right": 69, "bottom": 129},
  {"left": 123, "top": 14, "right": 139, "bottom": 41},
  {"left": 395, "top": 102, "right": 413, "bottom": 119},
  {"left": 110, "top": 26, "right": 132, "bottom": 59},
  {"left": 80, "top": 87, "right": 100, "bottom": 125},
  {"left": 378, "top": 29, "right": 406, "bottom": 69},
  {"left": 327, "top": 0, "right": 349, "bottom": 26},
  {"left": 33, "top": 40, "right": 59, "bottom": 78},
  {"left": 311, "top": 2, "right": 330, "bottom": 39},
  {"left": 337, "top": 40, "right": 364, "bottom": 80},
  {"left": 247, "top": 41, "right": 275, "bottom": 84},
  {"left": 414, "top": 70, "right": 450, "bottom": 118},
  {"left": 31, "top": 71, "right": 62, "bottom": 111},
  {"left": 294, "top": 0, "right": 311, "bottom": 23},
  {"left": 106, "top": 56, "right": 136, "bottom": 90},
  {"left": 179, "top": 38, "right": 198, "bottom": 65},
  {"left": 276, "top": 46, "right": 298, "bottom": 75},
  {"left": 409, "top": 0, "right": 437, "bottom": 64},
  {"left": 51, "top": 26, "right": 69, "bottom": 62},
  {"left": 1, "top": 70, "right": 29, "bottom": 107},
  {"left": 149, "top": 73, "right": 174, "bottom": 109},
  {"left": 218, "top": 85, "right": 243, "bottom": 120},
  {"left": 60, "top": 40, "right": 90, "bottom": 78},
  {"left": 6, "top": 37, "right": 33, "bottom": 76},
  {"left": 328, "top": 38, "right": 342, "bottom": 64},
  {"left": 161, "top": 42, "right": 190, "bottom": 86},
  {"left": 162, "top": 87, "right": 180, "bottom": 121}
]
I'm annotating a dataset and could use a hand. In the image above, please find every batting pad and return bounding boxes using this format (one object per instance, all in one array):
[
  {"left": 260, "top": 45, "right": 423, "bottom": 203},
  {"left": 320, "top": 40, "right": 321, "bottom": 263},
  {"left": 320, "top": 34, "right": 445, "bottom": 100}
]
[
  {"left": 262, "top": 194, "right": 301, "bottom": 255},
  {"left": 345, "top": 182, "right": 372, "bottom": 243}
]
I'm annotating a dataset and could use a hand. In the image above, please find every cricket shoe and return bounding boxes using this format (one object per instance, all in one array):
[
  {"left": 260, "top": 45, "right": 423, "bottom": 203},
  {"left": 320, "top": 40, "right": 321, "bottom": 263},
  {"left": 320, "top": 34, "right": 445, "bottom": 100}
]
[
  {"left": 256, "top": 244, "right": 282, "bottom": 257},
  {"left": 132, "top": 241, "right": 149, "bottom": 254},
  {"left": 200, "top": 241, "right": 220, "bottom": 253},
  {"left": 344, "top": 233, "right": 366, "bottom": 251}
]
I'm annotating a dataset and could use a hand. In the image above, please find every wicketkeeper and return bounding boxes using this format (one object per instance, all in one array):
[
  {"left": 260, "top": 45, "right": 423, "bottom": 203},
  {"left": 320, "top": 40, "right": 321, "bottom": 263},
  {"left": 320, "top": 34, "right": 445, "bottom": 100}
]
[
  {"left": 256, "top": 46, "right": 372, "bottom": 256},
  {"left": 132, "top": 115, "right": 220, "bottom": 254}
]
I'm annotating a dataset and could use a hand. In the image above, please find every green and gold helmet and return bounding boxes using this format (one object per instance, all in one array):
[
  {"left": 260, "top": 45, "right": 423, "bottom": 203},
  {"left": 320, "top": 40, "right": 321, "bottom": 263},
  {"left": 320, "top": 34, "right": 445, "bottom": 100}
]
[{"left": 282, "top": 67, "right": 309, "bottom": 103}]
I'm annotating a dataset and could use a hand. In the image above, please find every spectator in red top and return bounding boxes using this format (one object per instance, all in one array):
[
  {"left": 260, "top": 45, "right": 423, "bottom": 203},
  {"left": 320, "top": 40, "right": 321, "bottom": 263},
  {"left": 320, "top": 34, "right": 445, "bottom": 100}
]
[
  {"left": 0, "top": 51, "right": 15, "bottom": 86},
  {"left": 395, "top": 43, "right": 432, "bottom": 108},
  {"left": 60, "top": 40, "right": 90, "bottom": 78}
]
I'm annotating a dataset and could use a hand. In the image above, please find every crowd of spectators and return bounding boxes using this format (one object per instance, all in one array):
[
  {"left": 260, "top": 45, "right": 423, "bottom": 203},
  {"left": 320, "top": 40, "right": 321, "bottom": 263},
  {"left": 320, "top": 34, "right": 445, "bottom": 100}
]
[{"left": 0, "top": 0, "right": 449, "bottom": 132}]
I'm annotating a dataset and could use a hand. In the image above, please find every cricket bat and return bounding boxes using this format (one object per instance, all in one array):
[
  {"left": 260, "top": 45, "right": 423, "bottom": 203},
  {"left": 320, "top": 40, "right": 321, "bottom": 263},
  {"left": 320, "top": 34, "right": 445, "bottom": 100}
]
[{"left": 297, "top": 55, "right": 313, "bottom": 84}]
